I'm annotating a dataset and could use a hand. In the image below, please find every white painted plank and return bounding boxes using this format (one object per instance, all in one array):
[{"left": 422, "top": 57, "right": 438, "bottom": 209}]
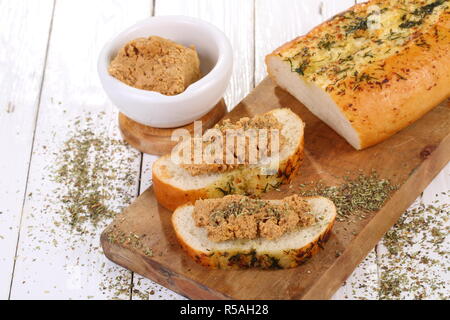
[
  {"left": 132, "top": 0, "right": 255, "bottom": 300},
  {"left": 9, "top": 0, "right": 152, "bottom": 300},
  {"left": 254, "top": 0, "right": 356, "bottom": 84},
  {"left": 255, "top": 0, "right": 356, "bottom": 85},
  {"left": 377, "top": 164, "right": 449, "bottom": 300},
  {"left": 0, "top": 0, "right": 55, "bottom": 300},
  {"left": 422, "top": 163, "right": 449, "bottom": 205},
  {"left": 155, "top": 0, "right": 254, "bottom": 110},
  {"left": 332, "top": 250, "right": 379, "bottom": 300},
  {"left": 321, "top": 0, "right": 357, "bottom": 20},
  {"left": 254, "top": 0, "right": 323, "bottom": 85}
]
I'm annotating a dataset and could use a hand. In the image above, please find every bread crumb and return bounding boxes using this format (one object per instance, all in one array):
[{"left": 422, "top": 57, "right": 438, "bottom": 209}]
[{"left": 109, "top": 36, "right": 200, "bottom": 95}]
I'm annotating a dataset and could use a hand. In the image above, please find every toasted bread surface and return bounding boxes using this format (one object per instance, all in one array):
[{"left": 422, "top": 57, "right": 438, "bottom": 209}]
[{"left": 266, "top": 0, "right": 450, "bottom": 149}]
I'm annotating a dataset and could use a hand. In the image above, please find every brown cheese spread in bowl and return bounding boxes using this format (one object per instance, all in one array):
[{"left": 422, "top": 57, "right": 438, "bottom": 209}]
[{"left": 108, "top": 36, "right": 201, "bottom": 95}]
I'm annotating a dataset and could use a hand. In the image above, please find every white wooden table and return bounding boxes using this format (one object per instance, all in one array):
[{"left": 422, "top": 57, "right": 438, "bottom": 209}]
[{"left": 0, "top": 0, "right": 448, "bottom": 300}]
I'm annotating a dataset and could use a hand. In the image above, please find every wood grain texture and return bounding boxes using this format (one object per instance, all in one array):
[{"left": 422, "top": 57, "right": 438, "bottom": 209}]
[
  {"left": 101, "top": 77, "right": 450, "bottom": 299},
  {"left": 0, "top": 0, "right": 55, "bottom": 300},
  {"left": 8, "top": 0, "right": 152, "bottom": 299}
]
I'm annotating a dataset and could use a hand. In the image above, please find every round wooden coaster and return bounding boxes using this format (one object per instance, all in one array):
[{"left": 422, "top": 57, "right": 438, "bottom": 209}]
[{"left": 119, "top": 99, "right": 227, "bottom": 155}]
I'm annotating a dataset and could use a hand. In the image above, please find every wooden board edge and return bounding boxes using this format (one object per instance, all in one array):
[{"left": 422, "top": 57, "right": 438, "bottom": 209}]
[
  {"left": 100, "top": 230, "right": 233, "bottom": 300},
  {"left": 301, "top": 133, "right": 450, "bottom": 300}
]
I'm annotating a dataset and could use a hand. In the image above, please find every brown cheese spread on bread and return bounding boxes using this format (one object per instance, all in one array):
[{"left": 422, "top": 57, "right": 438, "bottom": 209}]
[
  {"left": 180, "top": 113, "right": 285, "bottom": 176},
  {"left": 266, "top": 0, "right": 450, "bottom": 149},
  {"left": 172, "top": 196, "right": 337, "bottom": 269},
  {"left": 193, "top": 195, "right": 315, "bottom": 242}
]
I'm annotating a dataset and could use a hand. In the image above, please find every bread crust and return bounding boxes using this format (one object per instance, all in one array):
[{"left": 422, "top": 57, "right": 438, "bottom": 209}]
[
  {"left": 334, "top": 18, "right": 450, "bottom": 148},
  {"left": 172, "top": 197, "right": 336, "bottom": 270},
  {"left": 152, "top": 169, "right": 209, "bottom": 211},
  {"left": 266, "top": 0, "right": 450, "bottom": 149},
  {"left": 152, "top": 110, "right": 305, "bottom": 211}
]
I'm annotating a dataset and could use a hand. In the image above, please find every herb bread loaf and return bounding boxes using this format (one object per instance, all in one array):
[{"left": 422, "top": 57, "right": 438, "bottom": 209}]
[{"left": 266, "top": 0, "right": 450, "bottom": 149}]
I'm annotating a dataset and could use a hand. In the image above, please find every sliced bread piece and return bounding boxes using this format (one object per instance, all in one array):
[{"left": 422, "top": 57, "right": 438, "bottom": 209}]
[
  {"left": 172, "top": 196, "right": 336, "bottom": 269},
  {"left": 152, "top": 108, "right": 305, "bottom": 211}
]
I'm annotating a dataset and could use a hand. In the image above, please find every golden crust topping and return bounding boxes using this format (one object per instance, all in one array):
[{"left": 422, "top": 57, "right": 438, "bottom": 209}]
[{"left": 278, "top": 0, "right": 449, "bottom": 92}]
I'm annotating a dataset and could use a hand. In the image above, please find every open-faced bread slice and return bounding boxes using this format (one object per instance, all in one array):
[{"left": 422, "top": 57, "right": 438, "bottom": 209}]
[
  {"left": 152, "top": 108, "right": 305, "bottom": 211},
  {"left": 172, "top": 196, "right": 336, "bottom": 269}
]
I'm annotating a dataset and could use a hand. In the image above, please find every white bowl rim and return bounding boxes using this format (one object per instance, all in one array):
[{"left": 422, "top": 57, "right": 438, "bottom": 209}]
[{"left": 98, "top": 15, "right": 233, "bottom": 104}]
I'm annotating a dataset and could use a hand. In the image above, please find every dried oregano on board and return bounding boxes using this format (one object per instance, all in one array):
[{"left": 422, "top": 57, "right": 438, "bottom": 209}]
[{"left": 297, "top": 170, "right": 398, "bottom": 221}]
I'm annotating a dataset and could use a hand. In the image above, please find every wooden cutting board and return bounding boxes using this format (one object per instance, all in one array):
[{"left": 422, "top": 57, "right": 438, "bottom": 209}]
[{"left": 101, "top": 77, "right": 450, "bottom": 300}]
